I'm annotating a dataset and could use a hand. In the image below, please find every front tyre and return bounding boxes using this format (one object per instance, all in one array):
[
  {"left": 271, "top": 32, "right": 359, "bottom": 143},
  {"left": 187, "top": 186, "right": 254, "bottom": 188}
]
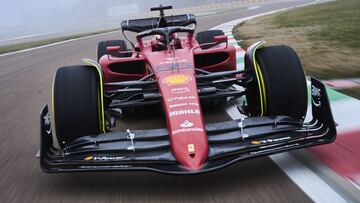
[
  {"left": 53, "top": 65, "right": 101, "bottom": 147},
  {"left": 246, "top": 45, "right": 308, "bottom": 120}
]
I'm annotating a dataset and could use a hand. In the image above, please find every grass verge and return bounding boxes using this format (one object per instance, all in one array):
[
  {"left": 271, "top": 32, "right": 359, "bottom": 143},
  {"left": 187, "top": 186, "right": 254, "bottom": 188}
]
[
  {"left": 0, "top": 28, "right": 120, "bottom": 55},
  {"left": 233, "top": 0, "right": 360, "bottom": 99}
]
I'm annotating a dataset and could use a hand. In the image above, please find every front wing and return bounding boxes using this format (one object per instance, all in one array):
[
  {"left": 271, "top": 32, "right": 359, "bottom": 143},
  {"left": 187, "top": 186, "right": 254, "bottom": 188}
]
[{"left": 40, "top": 78, "right": 336, "bottom": 174}]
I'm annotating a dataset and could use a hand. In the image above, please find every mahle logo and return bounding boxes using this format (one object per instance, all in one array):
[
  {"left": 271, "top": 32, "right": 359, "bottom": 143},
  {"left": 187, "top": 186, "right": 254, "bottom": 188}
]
[{"left": 169, "top": 109, "right": 200, "bottom": 117}]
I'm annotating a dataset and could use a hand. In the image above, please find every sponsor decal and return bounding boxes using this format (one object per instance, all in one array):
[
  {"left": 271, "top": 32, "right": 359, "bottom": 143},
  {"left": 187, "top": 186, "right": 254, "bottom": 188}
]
[
  {"left": 163, "top": 74, "right": 191, "bottom": 86},
  {"left": 167, "top": 96, "right": 195, "bottom": 102},
  {"left": 169, "top": 109, "right": 200, "bottom": 117},
  {"left": 84, "top": 156, "right": 125, "bottom": 161},
  {"left": 180, "top": 120, "right": 194, "bottom": 128},
  {"left": 43, "top": 112, "right": 52, "bottom": 134},
  {"left": 169, "top": 103, "right": 188, "bottom": 108},
  {"left": 169, "top": 102, "right": 199, "bottom": 108},
  {"left": 172, "top": 127, "right": 204, "bottom": 135},
  {"left": 250, "top": 144, "right": 299, "bottom": 155},
  {"left": 43, "top": 112, "right": 50, "bottom": 125},
  {"left": 171, "top": 87, "right": 190, "bottom": 94},
  {"left": 160, "top": 58, "right": 188, "bottom": 65},
  {"left": 188, "top": 144, "right": 195, "bottom": 153},
  {"left": 79, "top": 165, "right": 131, "bottom": 169},
  {"left": 251, "top": 137, "right": 291, "bottom": 145},
  {"left": 46, "top": 129, "right": 52, "bottom": 134},
  {"left": 311, "top": 85, "right": 321, "bottom": 107},
  {"left": 188, "top": 102, "right": 199, "bottom": 106},
  {"left": 156, "top": 62, "right": 193, "bottom": 71},
  {"left": 164, "top": 57, "right": 187, "bottom": 62},
  {"left": 165, "top": 57, "right": 179, "bottom": 61}
]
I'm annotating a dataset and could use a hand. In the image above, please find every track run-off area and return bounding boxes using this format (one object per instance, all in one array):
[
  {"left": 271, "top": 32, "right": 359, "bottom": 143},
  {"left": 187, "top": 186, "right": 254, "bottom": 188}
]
[{"left": 0, "top": 0, "right": 359, "bottom": 202}]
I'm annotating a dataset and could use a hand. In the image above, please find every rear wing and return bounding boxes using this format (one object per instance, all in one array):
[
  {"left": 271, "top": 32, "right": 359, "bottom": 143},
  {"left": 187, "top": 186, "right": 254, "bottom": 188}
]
[{"left": 121, "top": 14, "right": 196, "bottom": 33}]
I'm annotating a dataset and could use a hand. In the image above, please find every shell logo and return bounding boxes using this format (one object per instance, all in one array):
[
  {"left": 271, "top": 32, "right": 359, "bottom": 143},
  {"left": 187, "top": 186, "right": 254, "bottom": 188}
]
[{"left": 163, "top": 74, "right": 191, "bottom": 86}]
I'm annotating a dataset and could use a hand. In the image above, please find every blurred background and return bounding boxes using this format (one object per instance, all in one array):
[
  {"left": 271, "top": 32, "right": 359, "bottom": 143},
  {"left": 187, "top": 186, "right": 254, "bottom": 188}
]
[
  {"left": 0, "top": 0, "right": 237, "bottom": 45},
  {"left": 0, "top": 0, "right": 359, "bottom": 202}
]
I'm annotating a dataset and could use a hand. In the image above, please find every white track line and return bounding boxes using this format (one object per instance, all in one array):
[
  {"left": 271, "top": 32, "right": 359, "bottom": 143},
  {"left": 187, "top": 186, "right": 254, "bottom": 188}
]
[
  {"left": 247, "top": 6, "right": 261, "bottom": 10},
  {"left": 271, "top": 153, "right": 346, "bottom": 202},
  {"left": 0, "top": 30, "right": 120, "bottom": 58},
  {"left": 0, "top": 31, "right": 62, "bottom": 42}
]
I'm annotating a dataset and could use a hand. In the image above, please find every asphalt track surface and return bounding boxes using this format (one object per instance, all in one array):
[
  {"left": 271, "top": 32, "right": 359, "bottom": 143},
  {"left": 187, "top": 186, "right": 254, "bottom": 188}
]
[{"left": 0, "top": 1, "right": 316, "bottom": 202}]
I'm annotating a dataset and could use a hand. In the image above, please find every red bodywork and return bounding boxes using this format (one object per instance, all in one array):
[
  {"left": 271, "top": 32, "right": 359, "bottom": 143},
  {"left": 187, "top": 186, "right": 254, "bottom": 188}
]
[{"left": 99, "top": 34, "right": 237, "bottom": 170}]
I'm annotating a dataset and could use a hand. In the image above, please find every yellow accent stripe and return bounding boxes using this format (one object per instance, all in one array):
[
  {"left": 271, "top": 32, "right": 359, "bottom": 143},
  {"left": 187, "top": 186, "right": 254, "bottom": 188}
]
[
  {"left": 252, "top": 42, "right": 266, "bottom": 116},
  {"left": 82, "top": 59, "right": 106, "bottom": 133},
  {"left": 51, "top": 74, "right": 56, "bottom": 131},
  {"left": 97, "top": 86, "right": 102, "bottom": 130},
  {"left": 255, "top": 61, "right": 267, "bottom": 114}
]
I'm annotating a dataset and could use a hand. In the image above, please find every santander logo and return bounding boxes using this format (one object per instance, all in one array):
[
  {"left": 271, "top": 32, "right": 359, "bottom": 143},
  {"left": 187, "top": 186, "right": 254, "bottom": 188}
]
[
  {"left": 172, "top": 120, "right": 204, "bottom": 135},
  {"left": 180, "top": 120, "right": 194, "bottom": 128}
]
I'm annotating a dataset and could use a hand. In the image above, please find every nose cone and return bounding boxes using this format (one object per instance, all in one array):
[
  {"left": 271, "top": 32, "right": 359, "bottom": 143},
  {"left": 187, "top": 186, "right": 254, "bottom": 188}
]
[
  {"left": 166, "top": 112, "right": 209, "bottom": 170},
  {"left": 166, "top": 113, "right": 209, "bottom": 170},
  {"left": 158, "top": 71, "right": 209, "bottom": 171},
  {"left": 173, "top": 136, "right": 208, "bottom": 170}
]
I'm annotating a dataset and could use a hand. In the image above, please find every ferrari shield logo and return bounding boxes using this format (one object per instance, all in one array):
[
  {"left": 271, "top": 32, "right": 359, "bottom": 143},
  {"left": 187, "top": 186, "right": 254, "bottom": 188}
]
[{"left": 188, "top": 144, "right": 195, "bottom": 153}]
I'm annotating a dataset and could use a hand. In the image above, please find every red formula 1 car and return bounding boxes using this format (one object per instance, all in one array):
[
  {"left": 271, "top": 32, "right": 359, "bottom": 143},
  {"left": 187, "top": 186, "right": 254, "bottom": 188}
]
[{"left": 40, "top": 5, "right": 336, "bottom": 174}]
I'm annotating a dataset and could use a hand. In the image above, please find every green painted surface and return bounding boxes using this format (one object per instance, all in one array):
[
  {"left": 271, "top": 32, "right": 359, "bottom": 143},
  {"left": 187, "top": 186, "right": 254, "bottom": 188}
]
[
  {"left": 230, "top": 42, "right": 238, "bottom": 46},
  {"left": 307, "top": 85, "right": 352, "bottom": 105}
]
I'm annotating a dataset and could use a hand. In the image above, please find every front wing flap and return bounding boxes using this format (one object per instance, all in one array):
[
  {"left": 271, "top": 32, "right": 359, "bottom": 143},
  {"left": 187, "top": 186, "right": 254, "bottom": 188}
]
[{"left": 40, "top": 77, "right": 336, "bottom": 174}]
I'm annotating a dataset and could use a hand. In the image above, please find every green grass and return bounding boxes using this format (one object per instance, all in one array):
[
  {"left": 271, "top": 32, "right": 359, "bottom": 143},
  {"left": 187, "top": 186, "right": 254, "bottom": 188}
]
[
  {"left": 0, "top": 28, "right": 120, "bottom": 55},
  {"left": 273, "top": 0, "right": 360, "bottom": 49},
  {"left": 233, "top": 0, "right": 360, "bottom": 99}
]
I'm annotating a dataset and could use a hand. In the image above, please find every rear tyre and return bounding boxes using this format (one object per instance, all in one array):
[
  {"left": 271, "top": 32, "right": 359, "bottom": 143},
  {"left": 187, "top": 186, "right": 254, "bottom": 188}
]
[
  {"left": 97, "top": 40, "right": 128, "bottom": 61},
  {"left": 246, "top": 45, "right": 308, "bottom": 120},
  {"left": 196, "top": 30, "right": 225, "bottom": 49},
  {"left": 53, "top": 65, "right": 101, "bottom": 147}
]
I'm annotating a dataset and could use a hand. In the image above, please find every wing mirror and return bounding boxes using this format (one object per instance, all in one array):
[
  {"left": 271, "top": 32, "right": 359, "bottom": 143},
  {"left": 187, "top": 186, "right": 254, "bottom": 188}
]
[
  {"left": 213, "top": 35, "right": 228, "bottom": 43},
  {"left": 193, "top": 35, "right": 229, "bottom": 51},
  {"left": 106, "top": 46, "right": 122, "bottom": 52}
]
